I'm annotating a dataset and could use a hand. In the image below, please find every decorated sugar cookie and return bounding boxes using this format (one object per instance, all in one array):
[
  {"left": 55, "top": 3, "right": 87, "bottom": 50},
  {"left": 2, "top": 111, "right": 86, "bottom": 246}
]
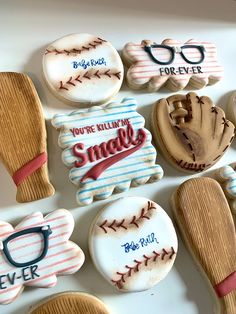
[
  {"left": 215, "top": 163, "right": 236, "bottom": 216},
  {"left": 151, "top": 92, "right": 235, "bottom": 173},
  {"left": 171, "top": 178, "right": 236, "bottom": 313},
  {"left": 227, "top": 91, "right": 236, "bottom": 126},
  {"left": 28, "top": 292, "right": 110, "bottom": 314},
  {"left": 89, "top": 196, "right": 178, "bottom": 292},
  {"left": 0, "top": 72, "right": 55, "bottom": 203},
  {"left": 0, "top": 210, "right": 85, "bottom": 304},
  {"left": 52, "top": 97, "right": 163, "bottom": 205},
  {"left": 122, "top": 39, "right": 223, "bottom": 91},
  {"left": 43, "top": 33, "right": 124, "bottom": 105}
]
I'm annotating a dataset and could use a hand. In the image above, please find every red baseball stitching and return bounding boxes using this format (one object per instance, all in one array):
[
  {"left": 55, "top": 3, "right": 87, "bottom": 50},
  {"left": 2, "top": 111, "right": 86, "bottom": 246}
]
[
  {"left": 59, "top": 70, "right": 121, "bottom": 91},
  {"left": 45, "top": 37, "right": 107, "bottom": 55},
  {"left": 111, "top": 247, "right": 176, "bottom": 289},
  {"left": 99, "top": 201, "right": 156, "bottom": 233}
]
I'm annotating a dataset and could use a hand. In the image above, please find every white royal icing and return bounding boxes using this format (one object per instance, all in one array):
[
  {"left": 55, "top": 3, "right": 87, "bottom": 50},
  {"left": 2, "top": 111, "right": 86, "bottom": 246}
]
[
  {"left": 0, "top": 210, "right": 85, "bottom": 304},
  {"left": 43, "top": 33, "right": 124, "bottom": 105},
  {"left": 89, "top": 196, "right": 178, "bottom": 292},
  {"left": 123, "top": 39, "right": 223, "bottom": 91},
  {"left": 216, "top": 164, "right": 236, "bottom": 214},
  {"left": 52, "top": 98, "right": 163, "bottom": 205}
]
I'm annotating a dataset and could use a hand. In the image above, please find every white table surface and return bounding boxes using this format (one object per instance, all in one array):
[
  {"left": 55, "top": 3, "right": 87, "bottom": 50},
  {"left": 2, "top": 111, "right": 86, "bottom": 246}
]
[{"left": 0, "top": 1, "right": 236, "bottom": 313}]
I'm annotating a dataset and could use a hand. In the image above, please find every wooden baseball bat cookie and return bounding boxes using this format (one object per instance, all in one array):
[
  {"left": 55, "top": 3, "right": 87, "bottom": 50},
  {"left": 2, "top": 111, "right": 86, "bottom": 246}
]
[
  {"left": 151, "top": 92, "right": 235, "bottom": 173},
  {"left": 0, "top": 72, "right": 55, "bottom": 202},
  {"left": 171, "top": 177, "right": 236, "bottom": 314},
  {"left": 28, "top": 292, "right": 110, "bottom": 314}
]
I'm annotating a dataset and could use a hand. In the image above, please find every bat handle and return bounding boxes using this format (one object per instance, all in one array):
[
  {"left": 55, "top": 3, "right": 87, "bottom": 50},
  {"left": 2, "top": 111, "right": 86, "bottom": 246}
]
[
  {"left": 219, "top": 294, "right": 236, "bottom": 314},
  {"left": 170, "top": 100, "right": 188, "bottom": 124},
  {"left": 16, "top": 164, "right": 55, "bottom": 202}
]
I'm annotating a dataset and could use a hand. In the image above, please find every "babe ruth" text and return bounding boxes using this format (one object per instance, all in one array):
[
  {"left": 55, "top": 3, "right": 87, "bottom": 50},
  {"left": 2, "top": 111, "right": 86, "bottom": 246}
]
[
  {"left": 72, "top": 58, "right": 107, "bottom": 70},
  {"left": 121, "top": 232, "right": 159, "bottom": 253}
]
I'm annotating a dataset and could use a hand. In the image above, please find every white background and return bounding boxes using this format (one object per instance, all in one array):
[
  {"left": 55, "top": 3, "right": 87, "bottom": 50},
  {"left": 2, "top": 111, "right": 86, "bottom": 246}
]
[{"left": 0, "top": 1, "right": 236, "bottom": 313}]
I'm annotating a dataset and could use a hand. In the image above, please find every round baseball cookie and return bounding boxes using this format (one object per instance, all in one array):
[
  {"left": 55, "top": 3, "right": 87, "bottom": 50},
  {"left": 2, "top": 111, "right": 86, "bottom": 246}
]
[
  {"left": 227, "top": 91, "right": 236, "bottom": 126},
  {"left": 89, "top": 196, "right": 178, "bottom": 292},
  {"left": 43, "top": 33, "right": 124, "bottom": 105},
  {"left": 28, "top": 291, "right": 110, "bottom": 314}
]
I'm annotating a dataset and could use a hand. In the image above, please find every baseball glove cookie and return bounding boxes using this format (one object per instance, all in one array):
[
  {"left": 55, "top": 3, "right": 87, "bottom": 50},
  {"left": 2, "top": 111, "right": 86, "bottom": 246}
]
[
  {"left": 151, "top": 92, "right": 235, "bottom": 173},
  {"left": 122, "top": 39, "right": 223, "bottom": 92},
  {"left": 172, "top": 178, "right": 236, "bottom": 314},
  {"left": 0, "top": 210, "right": 85, "bottom": 304},
  {"left": 89, "top": 196, "right": 177, "bottom": 292},
  {"left": 227, "top": 91, "right": 236, "bottom": 126},
  {"left": 0, "top": 72, "right": 55, "bottom": 202},
  {"left": 28, "top": 292, "right": 110, "bottom": 314},
  {"left": 52, "top": 97, "right": 163, "bottom": 205},
  {"left": 43, "top": 33, "right": 124, "bottom": 105}
]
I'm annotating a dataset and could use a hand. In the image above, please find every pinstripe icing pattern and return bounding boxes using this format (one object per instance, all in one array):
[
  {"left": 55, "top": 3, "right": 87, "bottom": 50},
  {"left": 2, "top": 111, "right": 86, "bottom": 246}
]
[
  {"left": 123, "top": 39, "right": 223, "bottom": 91},
  {"left": 52, "top": 98, "right": 163, "bottom": 205},
  {"left": 0, "top": 210, "right": 85, "bottom": 304}
]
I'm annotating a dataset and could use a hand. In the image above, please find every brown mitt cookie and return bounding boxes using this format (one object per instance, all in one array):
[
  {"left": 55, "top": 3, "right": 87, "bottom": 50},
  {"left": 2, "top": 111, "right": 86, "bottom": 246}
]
[
  {"left": 151, "top": 92, "right": 235, "bottom": 173},
  {"left": 172, "top": 177, "right": 236, "bottom": 314},
  {"left": 0, "top": 72, "right": 54, "bottom": 202},
  {"left": 28, "top": 292, "right": 110, "bottom": 314}
]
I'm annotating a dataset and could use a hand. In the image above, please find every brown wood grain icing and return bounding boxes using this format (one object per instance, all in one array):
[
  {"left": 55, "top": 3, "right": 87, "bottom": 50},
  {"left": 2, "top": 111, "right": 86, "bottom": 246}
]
[
  {"left": 151, "top": 92, "right": 235, "bottom": 173},
  {"left": 172, "top": 177, "right": 236, "bottom": 314},
  {"left": 0, "top": 72, "right": 54, "bottom": 202},
  {"left": 29, "top": 292, "right": 110, "bottom": 314}
]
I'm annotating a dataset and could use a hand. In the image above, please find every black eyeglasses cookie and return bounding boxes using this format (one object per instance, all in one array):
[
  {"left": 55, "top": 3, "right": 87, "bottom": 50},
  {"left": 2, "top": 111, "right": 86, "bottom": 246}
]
[
  {"left": 0, "top": 209, "right": 85, "bottom": 304},
  {"left": 144, "top": 44, "right": 205, "bottom": 65},
  {"left": 122, "top": 38, "right": 223, "bottom": 92},
  {"left": 1, "top": 226, "right": 52, "bottom": 268}
]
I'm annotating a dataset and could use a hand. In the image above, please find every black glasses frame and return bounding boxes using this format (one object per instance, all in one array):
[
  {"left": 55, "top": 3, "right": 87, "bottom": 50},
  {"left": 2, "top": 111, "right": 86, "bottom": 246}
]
[
  {"left": 144, "top": 44, "right": 205, "bottom": 65},
  {"left": 0, "top": 225, "right": 52, "bottom": 268}
]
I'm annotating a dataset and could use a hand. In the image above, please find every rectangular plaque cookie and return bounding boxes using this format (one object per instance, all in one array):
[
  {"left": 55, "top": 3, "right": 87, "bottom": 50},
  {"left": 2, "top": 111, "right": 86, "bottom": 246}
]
[{"left": 52, "top": 98, "right": 163, "bottom": 205}]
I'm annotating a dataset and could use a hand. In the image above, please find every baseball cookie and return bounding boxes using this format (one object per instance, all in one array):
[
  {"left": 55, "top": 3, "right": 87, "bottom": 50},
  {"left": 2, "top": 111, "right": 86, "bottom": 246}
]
[
  {"left": 52, "top": 97, "right": 163, "bottom": 205},
  {"left": 172, "top": 178, "right": 236, "bottom": 314},
  {"left": 0, "top": 209, "right": 85, "bottom": 304},
  {"left": 215, "top": 163, "right": 236, "bottom": 217},
  {"left": 0, "top": 72, "right": 55, "bottom": 202},
  {"left": 43, "top": 33, "right": 124, "bottom": 105},
  {"left": 122, "top": 39, "right": 223, "bottom": 92},
  {"left": 227, "top": 91, "right": 236, "bottom": 126},
  {"left": 151, "top": 92, "right": 235, "bottom": 173},
  {"left": 28, "top": 292, "right": 110, "bottom": 314},
  {"left": 89, "top": 196, "right": 178, "bottom": 292}
]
